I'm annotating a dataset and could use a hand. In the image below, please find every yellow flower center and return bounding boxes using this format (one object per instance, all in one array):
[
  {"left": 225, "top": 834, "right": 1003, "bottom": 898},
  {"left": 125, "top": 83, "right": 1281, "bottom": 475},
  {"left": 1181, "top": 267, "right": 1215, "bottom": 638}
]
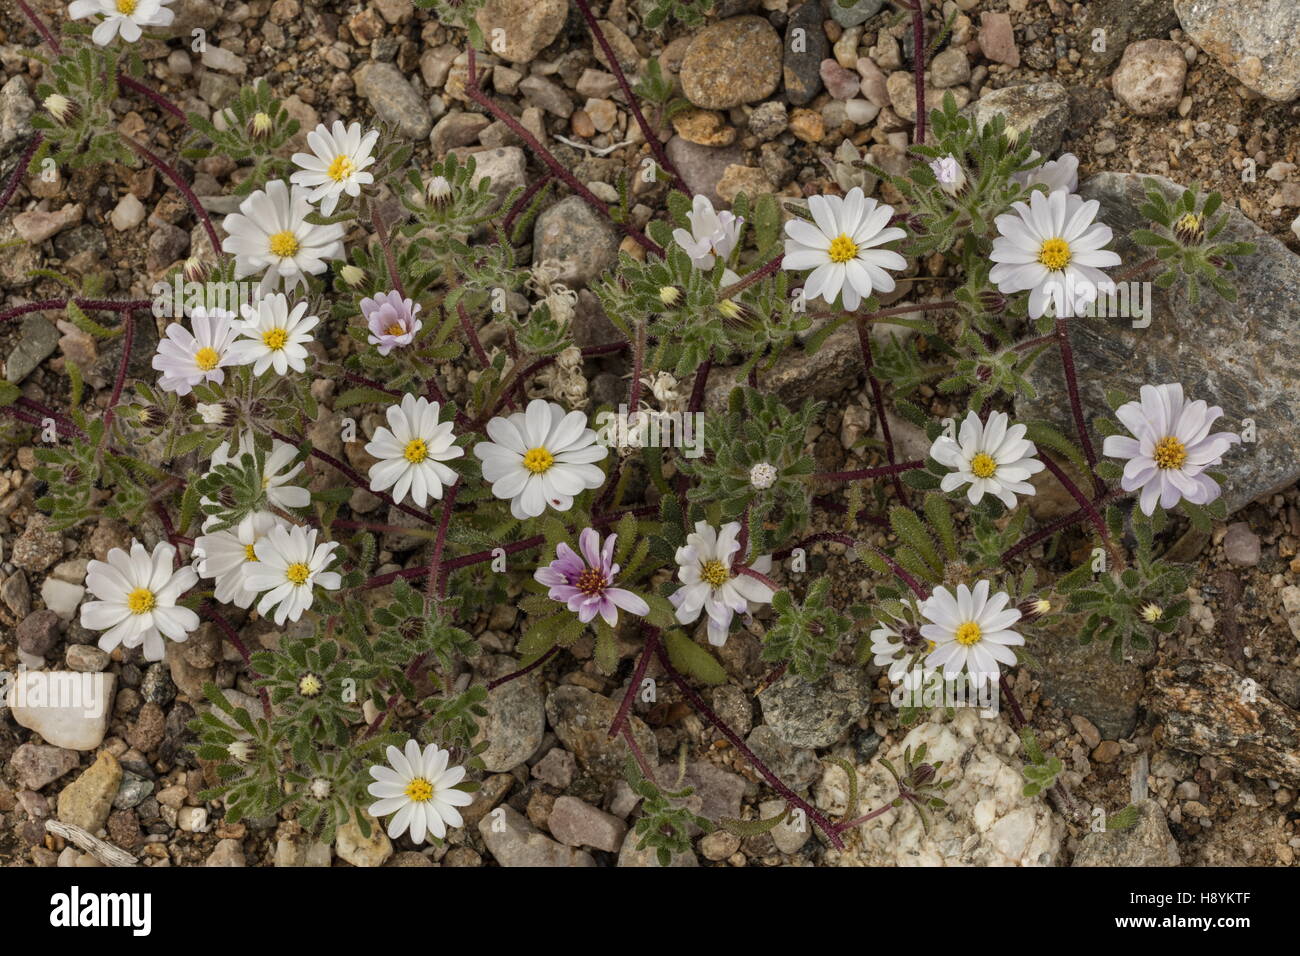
[
  {"left": 126, "top": 587, "right": 155, "bottom": 614},
  {"left": 286, "top": 562, "right": 311, "bottom": 585},
  {"left": 827, "top": 233, "right": 859, "bottom": 264},
  {"left": 1037, "top": 237, "right": 1071, "bottom": 271},
  {"left": 954, "top": 621, "right": 982, "bottom": 646},
  {"left": 404, "top": 438, "right": 428, "bottom": 464},
  {"left": 117, "top": 0, "right": 137, "bottom": 13},
  {"left": 1152, "top": 435, "right": 1187, "bottom": 470},
  {"left": 522, "top": 447, "right": 554, "bottom": 474},
  {"left": 405, "top": 777, "right": 434, "bottom": 803},
  {"left": 194, "top": 346, "right": 220, "bottom": 371},
  {"left": 384, "top": 322, "right": 406, "bottom": 337},
  {"left": 261, "top": 327, "right": 288, "bottom": 350},
  {"left": 244, "top": 543, "right": 258, "bottom": 562},
  {"left": 970, "top": 452, "right": 997, "bottom": 479},
  {"left": 268, "top": 230, "right": 299, "bottom": 258},
  {"left": 327, "top": 154, "right": 355, "bottom": 182},
  {"left": 700, "top": 559, "right": 730, "bottom": 588}
]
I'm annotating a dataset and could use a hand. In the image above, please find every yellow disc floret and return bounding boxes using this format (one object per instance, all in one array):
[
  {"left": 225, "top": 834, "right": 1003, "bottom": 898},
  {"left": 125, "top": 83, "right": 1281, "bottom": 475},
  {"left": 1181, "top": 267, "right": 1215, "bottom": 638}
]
[
  {"left": 327, "top": 154, "right": 355, "bottom": 182},
  {"left": 244, "top": 543, "right": 259, "bottom": 562},
  {"left": 126, "top": 587, "right": 155, "bottom": 614},
  {"left": 261, "top": 327, "right": 289, "bottom": 350},
  {"left": 522, "top": 447, "right": 554, "bottom": 474},
  {"left": 194, "top": 346, "right": 220, "bottom": 371},
  {"left": 117, "top": 0, "right": 137, "bottom": 13},
  {"left": 827, "top": 233, "right": 859, "bottom": 264},
  {"left": 404, "top": 438, "right": 428, "bottom": 464},
  {"left": 405, "top": 777, "right": 434, "bottom": 802},
  {"left": 1037, "top": 238, "right": 1071, "bottom": 271},
  {"left": 286, "top": 562, "right": 311, "bottom": 585},
  {"left": 700, "top": 559, "right": 730, "bottom": 588},
  {"left": 970, "top": 452, "right": 997, "bottom": 479},
  {"left": 268, "top": 230, "right": 299, "bottom": 258},
  {"left": 954, "top": 621, "right": 982, "bottom": 646},
  {"left": 1152, "top": 436, "right": 1187, "bottom": 470}
]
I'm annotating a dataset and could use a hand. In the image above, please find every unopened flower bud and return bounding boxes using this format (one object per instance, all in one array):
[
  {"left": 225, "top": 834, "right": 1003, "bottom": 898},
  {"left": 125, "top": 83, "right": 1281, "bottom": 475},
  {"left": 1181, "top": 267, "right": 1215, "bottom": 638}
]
[
  {"left": 911, "top": 763, "right": 937, "bottom": 787},
  {"left": 139, "top": 405, "right": 168, "bottom": 428},
  {"left": 44, "top": 93, "right": 75, "bottom": 124},
  {"left": 426, "top": 175, "right": 452, "bottom": 205},
  {"left": 182, "top": 256, "right": 207, "bottom": 283},
  {"left": 340, "top": 264, "right": 365, "bottom": 287},
  {"left": 1140, "top": 603, "right": 1163, "bottom": 623},
  {"left": 658, "top": 285, "right": 682, "bottom": 307},
  {"left": 249, "top": 111, "right": 274, "bottom": 140},
  {"left": 197, "top": 401, "right": 237, "bottom": 427},
  {"left": 717, "top": 298, "right": 744, "bottom": 320},
  {"left": 978, "top": 290, "right": 1009, "bottom": 315},
  {"left": 298, "top": 673, "right": 324, "bottom": 698}
]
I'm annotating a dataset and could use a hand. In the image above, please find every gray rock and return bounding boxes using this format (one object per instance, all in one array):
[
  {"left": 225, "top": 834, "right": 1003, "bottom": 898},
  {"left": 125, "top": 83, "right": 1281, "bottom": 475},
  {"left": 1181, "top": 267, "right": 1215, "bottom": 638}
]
[
  {"left": 146, "top": 221, "right": 190, "bottom": 274},
  {"left": 547, "top": 795, "right": 628, "bottom": 851},
  {"left": 16, "top": 609, "right": 61, "bottom": 657},
  {"left": 478, "top": 805, "right": 597, "bottom": 866},
  {"left": 827, "top": 0, "right": 884, "bottom": 29},
  {"left": 544, "top": 685, "right": 658, "bottom": 782},
  {"left": 657, "top": 760, "right": 747, "bottom": 829},
  {"left": 1073, "top": 799, "right": 1180, "bottom": 866},
  {"left": 2, "top": 570, "right": 31, "bottom": 618},
  {"left": 11, "top": 743, "right": 80, "bottom": 791},
  {"left": 759, "top": 797, "right": 813, "bottom": 853},
  {"left": 1150, "top": 658, "right": 1300, "bottom": 786},
  {"left": 1222, "top": 522, "right": 1260, "bottom": 567},
  {"left": 665, "top": 136, "right": 746, "bottom": 208},
  {"left": 356, "top": 62, "right": 433, "bottom": 140},
  {"left": 467, "top": 146, "right": 527, "bottom": 211},
  {"left": 531, "top": 747, "right": 577, "bottom": 788},
  {"left": 205, "top": 838, "right": 246, "bottom": 867},
  {"left": 1028, "top": 612, "right": 1148, "bottom": 740},
  {"left": 113, "top": 773, "right": 154, "bottom": 810},
  {"left": 705, "top": 320, "right": 862, "bottom": 413},
  {"left": 746, "top": 725, "right": 823, "bottom": 789},
  {"left": 518, "top": 75, "right": 574, "bottom": 118},
  {"left": 681, "top": 16, "right": 783, "bottom": 110},
  {"left": 758, "top": 662, "right": 872, "bottom": 749},
  {"left": 0, "top": 75, "right": 34, "bottom": 154},
  {"left": 1112, "top": 39, "right": 1187, "bottom": 115},
  {"left": 5, "top": 315, "right": 60, "bottom": 385},
  {"left": 784, "top": 2, "right": 830, "bottom": 106},
  {"left": 1082, "top": 0, "right": 1180, "bottom": 71},
  {"left": 428, "top": 111, "right": 488, "bottom": 156},
  {"left": 473, "top": 0, "right": 568, "bottom": 64},
  {"left": 964, "top": 82, "right": 1071, "bottom": 156},
  {"left": 1175, "top": 0, "right": 1300, "bottom": 101},
  {"left": 1022, "top": 173, "right": 1300, "bottom": 514},
  {"left": 533, "top": 196, "right": 619, "bottom": 288},
  {"left": 473, "top": 655, "right": 546, "bottom": 772}
]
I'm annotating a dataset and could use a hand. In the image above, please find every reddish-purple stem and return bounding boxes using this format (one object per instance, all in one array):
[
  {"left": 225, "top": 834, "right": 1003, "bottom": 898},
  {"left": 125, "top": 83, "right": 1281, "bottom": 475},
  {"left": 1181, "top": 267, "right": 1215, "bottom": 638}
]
[
  {"left": 815, "top": 459, "right": 925, "bottom": 482},
  {"left": 855, "top": 317, "right": 909, "bottom": 505},
  {"left": 202, "top": 604, "right": 273, "bottom": 719},
  {"left": 0, "top": 133, "right": 43, "bottom": 215},
  {"left": 608, "top": 626, "right": 661, "bottom": 738},
  {"left": 124, "top": 137, "right": 223, "bottom": 256}
]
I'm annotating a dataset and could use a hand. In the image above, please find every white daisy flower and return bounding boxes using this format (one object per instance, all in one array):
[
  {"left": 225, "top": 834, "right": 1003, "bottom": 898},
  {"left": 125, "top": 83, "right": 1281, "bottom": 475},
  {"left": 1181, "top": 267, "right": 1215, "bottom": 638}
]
[
  {"left": 227, "top": 292, "right": 319, "bottom": 376},
  {"left": 989, "top": 189, "right": 1121, "bottom": 319},
  {"left": 151, "top": 306, "right": 239, "bottom": 396},
  {"left": 289, "top": 121, "right": 379, "bottom": 216},
  {"left": 364, "top": 394, "right": 464, "bottom": 507},
  {"left": 80, "top": 541, "right": 199, "bottom": 662},
  {"left": 473, "top": 399, "right": 607, "bottom": 520},
  {"left": 1013, "top": 151, "right": 1079, "bottom": 195},
  {"left": 208, "top": 432, "right": 311, "bottom": 511},
  {"left": 1101, "top": 383, "right": 1240, "bottom": 516},
  {"left": 669, "top": 520, "right": 774, "bottom": 646},
  {"left": 920, "top": 581, "right": 1023, "bottom": 691},
  {"left": 69, "top": 0, "right": 175, "bottom": 46},
  {"left": 930, "top": 410, "right": 1045, "bottom": 508},
  {"left": 672, "top": 194, "right": 743, "bottom": 271},
  {"left": 243, "top": 524, "right": 342, "bottom": 625},
  {"left": 367, "top": 740, "right": 473, "bottom": 844},
  {"left": 222, "top": 179, "right": 345, "bottom": 293},
  {"left": 869, "top": 620, "right": 930, "bottom": 685},
  {"left": 193, "top": 511, "right": 286, "bottom": 609},
  {"left": 782, "top": 187, "right": 907, "bottom": 312}
]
